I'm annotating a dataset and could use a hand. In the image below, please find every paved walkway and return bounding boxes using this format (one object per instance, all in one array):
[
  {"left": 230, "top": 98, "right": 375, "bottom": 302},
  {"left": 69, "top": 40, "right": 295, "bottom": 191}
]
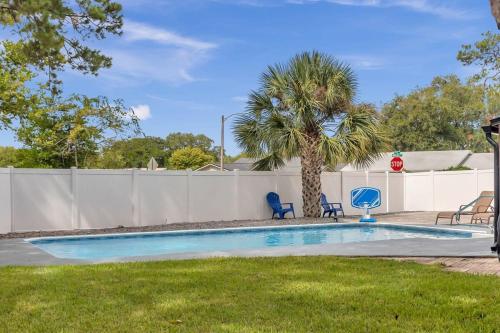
[{"left": 389, "top": 257, "right": 500, "bottom": 276}]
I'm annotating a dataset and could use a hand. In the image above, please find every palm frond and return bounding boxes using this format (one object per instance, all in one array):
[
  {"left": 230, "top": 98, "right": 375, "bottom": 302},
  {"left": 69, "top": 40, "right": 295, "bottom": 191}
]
[
  {"left": 335, "top": 105, "right": 389, "bottom": 168},
  {"left": 252, "top": 152, "right": 285, "bottom": 171}
]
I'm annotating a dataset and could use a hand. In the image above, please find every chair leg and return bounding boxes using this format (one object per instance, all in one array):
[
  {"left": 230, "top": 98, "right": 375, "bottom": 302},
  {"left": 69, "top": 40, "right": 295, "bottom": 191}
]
[
  {"left": 435, "top": 216, "right": 439, "bottom": 225},
  {"left": 292, "top": 210, "right": 296, "bottom": 218}
]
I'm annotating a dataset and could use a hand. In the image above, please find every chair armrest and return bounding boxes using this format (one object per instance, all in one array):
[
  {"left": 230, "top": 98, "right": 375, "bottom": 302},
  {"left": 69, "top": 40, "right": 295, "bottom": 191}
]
[
  {"left": 282, "top": 202, "right": 294, "bottom": 209},
  {"left": 458, "top": 204, "right": 472, "bottom": 214},
  {"left": 331, "top": 203, "right": 343, "bottom": 209}
]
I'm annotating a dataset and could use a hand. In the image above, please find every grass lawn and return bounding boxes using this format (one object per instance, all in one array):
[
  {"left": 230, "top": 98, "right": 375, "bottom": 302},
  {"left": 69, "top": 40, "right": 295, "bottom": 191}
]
[{"left": 1, "top": 257, "right": 500, "bottom": 332}]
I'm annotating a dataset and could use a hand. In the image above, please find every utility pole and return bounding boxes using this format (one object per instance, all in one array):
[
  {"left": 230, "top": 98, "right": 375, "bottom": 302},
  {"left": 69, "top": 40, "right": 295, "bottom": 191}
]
[
  {"left": 220, "top": 115, "right": 225, "bottom": 171},
  {"left": 220, "top": 112, "right": 244, "bottom": 171}
]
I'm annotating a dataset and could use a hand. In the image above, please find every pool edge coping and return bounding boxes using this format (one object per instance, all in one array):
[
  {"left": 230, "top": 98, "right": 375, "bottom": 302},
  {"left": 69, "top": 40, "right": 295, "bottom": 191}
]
[{"left": 24, "top": 222, "right": 490, "bottom": 243}]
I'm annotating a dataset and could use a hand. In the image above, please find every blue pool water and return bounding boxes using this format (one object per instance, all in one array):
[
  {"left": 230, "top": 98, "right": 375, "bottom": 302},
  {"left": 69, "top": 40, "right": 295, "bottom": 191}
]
[{"left": 28, "top": 224, "right": 473, "bottom": 260}]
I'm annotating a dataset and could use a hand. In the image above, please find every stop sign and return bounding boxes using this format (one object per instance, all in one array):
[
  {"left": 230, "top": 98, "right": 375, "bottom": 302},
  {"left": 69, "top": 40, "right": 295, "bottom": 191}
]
[{"left": 391, "top": 156, "right": 404, "bottom": 172}]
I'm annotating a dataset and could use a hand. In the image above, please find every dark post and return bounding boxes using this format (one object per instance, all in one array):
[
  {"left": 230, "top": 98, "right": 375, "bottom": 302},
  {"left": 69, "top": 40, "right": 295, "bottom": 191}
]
[{"left": 483, "top": 125, "right": 499, "bottom": 254}]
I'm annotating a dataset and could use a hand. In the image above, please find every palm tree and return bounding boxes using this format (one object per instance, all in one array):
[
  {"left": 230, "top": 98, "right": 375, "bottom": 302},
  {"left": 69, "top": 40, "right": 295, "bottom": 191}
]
[{"left": 233, "top": 51, "right": 388, "bottom": 217}]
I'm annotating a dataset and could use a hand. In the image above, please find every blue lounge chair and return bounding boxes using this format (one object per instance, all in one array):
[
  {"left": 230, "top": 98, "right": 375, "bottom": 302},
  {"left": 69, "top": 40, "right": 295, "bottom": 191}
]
[
  {"left": 266, "top": 192, "right": 295, "bottom": 219},
  {"left": 321, "top": 193, "right": 344, "bottom": 220}
]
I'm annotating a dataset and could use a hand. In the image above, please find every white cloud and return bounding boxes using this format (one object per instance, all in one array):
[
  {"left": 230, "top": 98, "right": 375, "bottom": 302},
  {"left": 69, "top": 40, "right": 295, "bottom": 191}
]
[
  {"left": 232, "top": 96, "right": 248, "bottom": 102},
  {"left": 103, "top": 47, "right": 210, "bottom": 85},
  {"left": 123, "top": 21, "right": 217, "bottom": 50},
  {"left": 131, "top": 104, "right": 152, "bottom": 120},
  {"left": 307, "top": 0, "right": 468, "bottom": 19},
  {"left": 100, "top": 21, "right": 217, "bottom": 86},
  {"left": 225, "top": 0, "right": 470, "bottom": 19},
  {"left": 341, "top": 55, "right": 385, "bottom": 70}
]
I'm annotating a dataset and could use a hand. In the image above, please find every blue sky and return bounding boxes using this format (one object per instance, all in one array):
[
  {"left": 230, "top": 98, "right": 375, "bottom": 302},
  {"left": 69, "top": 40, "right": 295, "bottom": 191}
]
[{"left": 0, "top": 0, "right": 494, "bottom": 154}]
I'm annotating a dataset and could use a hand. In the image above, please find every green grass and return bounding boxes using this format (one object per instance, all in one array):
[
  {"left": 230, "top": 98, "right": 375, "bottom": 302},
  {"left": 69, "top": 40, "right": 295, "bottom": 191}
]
[{"left": 1, "top": 257, "right": 500, "bottom": 332}]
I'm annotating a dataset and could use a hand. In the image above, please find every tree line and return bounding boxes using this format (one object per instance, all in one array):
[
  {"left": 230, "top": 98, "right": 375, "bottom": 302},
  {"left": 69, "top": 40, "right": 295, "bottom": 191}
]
[
  {"left": 0, "top": 1, "right": 499, "bottom": 173},
  {"left": 0, "top": 132, "right": 230, "bottom": 170}
]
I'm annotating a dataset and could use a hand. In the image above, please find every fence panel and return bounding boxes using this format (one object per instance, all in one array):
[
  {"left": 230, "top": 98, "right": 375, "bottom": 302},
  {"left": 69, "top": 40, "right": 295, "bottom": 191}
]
[
  {"left": 237, "top": 172, "right": 277, "bottom": 220},
  {"left": 0, "top": 168, "right": 496, "bottom": 233},
  {"left": 0, "top": 169, "right": 11, "bottom": 233},
  {"left": 404, "top": 172, "right": 434, "bottom": 211},
  {"left": 366, "top": 172, "right": 388, "bottom": 214},
  {"left": 478, "top": 170, "right": 494, "bottom": 194},
  {"left": 190, "top": 172, "right": 237, "bottom": 222},
  {"left": 77, "top": 170, "right": 133, "bottom": 229},
  {"left": 137, "top": 171, "right": 189, "bottom": 225},
  {"left": 11, "top": 169, "right": 72, "bottom": 232},
  {"left": 321, "top": 173, "right": 342, "bottom": 205},
  {"left": 277, "top": 172, "right": 304, "bottom": 218},
  {"left": 433, "top": 171, "right": 478, "bottom": 211},
  {"left": 388, "top": 173, "right": 405, "bottom": 212}
]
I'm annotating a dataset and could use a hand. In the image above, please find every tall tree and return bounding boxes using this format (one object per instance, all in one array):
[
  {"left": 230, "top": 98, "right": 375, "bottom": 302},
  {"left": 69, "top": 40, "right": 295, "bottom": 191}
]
[
  {"left": 457, "top": 31, "right": 499, "bottom": 87},
  {"left": 164, "top": 132, "right": 217, "bottom": 160},
  {"left": 15, "top": 94, "right": 140, "bottom": 168},
  {"left": 0, "top": 41, "right": 35, "bottom": 129},
  {"left": 233, "top": 51, "right": 387, "bottom": 217},
  {"left": 0, "top": 1, "right": 142, "bottom": 168},
  {"left": 381, "top": 75, "right": 490, "bottom": 152},
  {"left": 100, "top": 137, "right": 169, "bottom": 169},
  {"left": 0, "top": 0, "right": 123, "bottom": 93},
  {"left": 168, "top": 147, "right": 214, "bottom": 170},
  {"left": 165, "top": 132, "right": 214, "bottom": 152}
]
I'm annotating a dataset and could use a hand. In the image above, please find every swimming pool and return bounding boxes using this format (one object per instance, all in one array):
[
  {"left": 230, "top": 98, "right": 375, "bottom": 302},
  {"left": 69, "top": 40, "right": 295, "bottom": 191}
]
[{"left": 27, "top": 224, "right": 476, "bottom": 261}]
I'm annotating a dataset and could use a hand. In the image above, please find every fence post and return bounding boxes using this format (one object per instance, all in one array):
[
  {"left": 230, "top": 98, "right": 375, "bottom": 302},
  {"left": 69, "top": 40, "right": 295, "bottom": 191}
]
[
  {"left": 234, "top": 169, "right": 240, "bottom": 220},
  {"left": 187, "top": 169, "right": 193, "bottom": 222},
  {"left": 474, "top": 168, "right": 479, "bottom": 197},
  {"left": 8, "top": 166, "right": 14, "bottom": 233},
  {"left": 70, "top": 167, "right": 80, "bottom": 230},
  {"left": 431, "top": 170, "right": 435, "bottom": 211},
  {"left": 340, "top": 171, "right": 344, "bottom": 203},
  {"left": 385, "top": 171, "right": 390, "bottom": 213},
  {"left": 132, "top": 169, "right": 140, "bottom": 226},
  {"left": 274, "top": 170, "right": 279, "bottom": 193},
  {"left": 402, "top": 171, "right": 407, "bottom": 211}
]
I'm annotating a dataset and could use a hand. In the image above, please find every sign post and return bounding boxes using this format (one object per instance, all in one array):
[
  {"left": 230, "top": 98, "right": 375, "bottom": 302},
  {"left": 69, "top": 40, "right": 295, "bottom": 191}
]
[{"left": 390, "top": 151, "right": 404, "bottom": 172}]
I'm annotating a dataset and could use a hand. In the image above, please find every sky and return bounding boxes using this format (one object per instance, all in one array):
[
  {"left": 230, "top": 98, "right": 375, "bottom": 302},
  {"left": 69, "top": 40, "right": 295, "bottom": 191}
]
[{"left": 0, "top": 0, "right": 495, "bottom": 155}]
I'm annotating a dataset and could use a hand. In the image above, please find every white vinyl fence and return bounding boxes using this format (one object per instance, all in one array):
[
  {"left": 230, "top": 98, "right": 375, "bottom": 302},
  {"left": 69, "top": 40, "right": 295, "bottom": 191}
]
[{"left": 0, "top": 167, "right": 494, "bottom": 233}]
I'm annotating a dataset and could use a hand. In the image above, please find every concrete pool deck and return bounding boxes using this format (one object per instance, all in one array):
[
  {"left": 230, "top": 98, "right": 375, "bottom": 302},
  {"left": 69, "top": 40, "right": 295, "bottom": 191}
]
[{"left": 0, "top": 212, "right": 497, "bottom": 267}]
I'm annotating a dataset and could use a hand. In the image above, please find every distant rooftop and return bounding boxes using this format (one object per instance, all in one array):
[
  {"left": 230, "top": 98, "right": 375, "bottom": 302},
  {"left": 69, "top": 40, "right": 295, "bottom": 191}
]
[
  {"left": 196, "top": 150, "right": 494, "bottom": 173},
  {"left": 341, "top": 150, "right": 493, "bottom": 172},
  {"left": 462, "top": 153, "right": 494, "bottom": 170}
]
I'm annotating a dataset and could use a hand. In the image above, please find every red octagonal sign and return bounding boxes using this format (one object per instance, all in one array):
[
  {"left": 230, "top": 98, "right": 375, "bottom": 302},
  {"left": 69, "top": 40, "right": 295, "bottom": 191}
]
[{"left": 391, "top": 156, "right": 404, "bottom": 172}]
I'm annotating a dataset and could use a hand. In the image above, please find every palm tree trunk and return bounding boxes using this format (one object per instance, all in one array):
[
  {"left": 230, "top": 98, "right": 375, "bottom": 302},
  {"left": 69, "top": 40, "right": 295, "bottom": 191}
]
[{"left": 300, "top": 135, "right": 322, "bottom": 217}]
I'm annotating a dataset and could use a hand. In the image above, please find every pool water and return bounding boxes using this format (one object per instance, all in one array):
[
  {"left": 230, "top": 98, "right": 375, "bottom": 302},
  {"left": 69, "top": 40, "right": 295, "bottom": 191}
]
[{"left": 27, "top": 224, "right": 474, "bottom": 260}]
